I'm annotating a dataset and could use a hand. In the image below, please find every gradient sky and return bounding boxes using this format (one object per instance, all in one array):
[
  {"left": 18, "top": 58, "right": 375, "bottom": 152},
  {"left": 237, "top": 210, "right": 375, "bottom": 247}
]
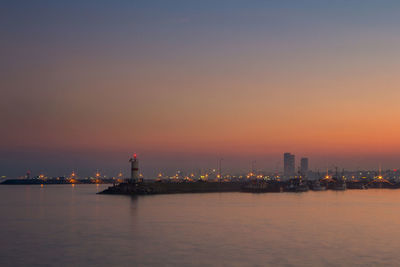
[{"left": 2, "top": 0, "right": 400, "bottom": 177}]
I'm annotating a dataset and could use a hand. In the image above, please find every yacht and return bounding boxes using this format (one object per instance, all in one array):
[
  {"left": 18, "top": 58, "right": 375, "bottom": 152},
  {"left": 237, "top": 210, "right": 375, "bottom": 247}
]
[{"left": 312, "top": 180, "right": 326, "bottom": 191}]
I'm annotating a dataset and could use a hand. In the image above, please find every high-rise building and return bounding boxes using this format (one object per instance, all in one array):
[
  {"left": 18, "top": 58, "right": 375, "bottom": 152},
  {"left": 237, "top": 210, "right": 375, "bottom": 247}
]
[
  {"left": 284, "top": 153, "right": 295, "bottom": 178},
  {"left": 300, "top": 157, "right": 309, "bottom": 174}
]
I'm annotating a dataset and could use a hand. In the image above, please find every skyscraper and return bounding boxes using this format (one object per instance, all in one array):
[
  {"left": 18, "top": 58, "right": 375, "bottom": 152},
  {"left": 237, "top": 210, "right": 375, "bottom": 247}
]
[
  {"left": 300, "top": 157, "right": 309, "bottom": 174},
  {"left": 284, "top": 153, "right": 295, "bottom": 178}
]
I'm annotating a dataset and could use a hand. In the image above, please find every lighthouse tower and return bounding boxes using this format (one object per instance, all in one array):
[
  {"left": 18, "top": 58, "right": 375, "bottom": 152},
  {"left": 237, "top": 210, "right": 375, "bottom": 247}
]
[{"left": 129, "top": 153, "right": 139, "bottom": 182}]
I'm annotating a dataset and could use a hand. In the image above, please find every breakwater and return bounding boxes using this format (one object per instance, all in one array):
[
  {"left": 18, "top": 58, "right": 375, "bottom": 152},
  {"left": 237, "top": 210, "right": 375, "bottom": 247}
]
[{"left": 99, "top": 179, "right": 400, "bottom": 195}]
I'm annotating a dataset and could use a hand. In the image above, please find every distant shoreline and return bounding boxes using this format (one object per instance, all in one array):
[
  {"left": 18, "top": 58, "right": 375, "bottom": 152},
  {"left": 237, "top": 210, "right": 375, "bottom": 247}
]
[{"left": 1, "top": 179, "right": 115, "bottom": 185}]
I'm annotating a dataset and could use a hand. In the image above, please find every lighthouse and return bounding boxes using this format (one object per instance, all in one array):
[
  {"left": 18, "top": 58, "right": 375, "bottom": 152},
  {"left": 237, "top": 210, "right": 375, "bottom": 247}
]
[{"left": 129, "top": 153, "right": 139, "bottom": 182}]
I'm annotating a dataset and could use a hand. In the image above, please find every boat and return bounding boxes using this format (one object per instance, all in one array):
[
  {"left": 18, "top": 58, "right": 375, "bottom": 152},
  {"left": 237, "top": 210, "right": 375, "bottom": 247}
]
[
  {"left": 333, "top": 181, "right": 346, "bottom": 190},
  {"left": 295, "top": 182, "right": 309, "bottom": 192},
  {"left": 311, "top": 180, "right": 326, "bottom": 191},
  {"left": 285, "top": 179, "right": 309, "bottom": 192},
  {"left": 331, "top": 168, "right": 347, "bottom": 191},
  {"left": 346, "top": 181, "right": 367, "bottom": 189}
]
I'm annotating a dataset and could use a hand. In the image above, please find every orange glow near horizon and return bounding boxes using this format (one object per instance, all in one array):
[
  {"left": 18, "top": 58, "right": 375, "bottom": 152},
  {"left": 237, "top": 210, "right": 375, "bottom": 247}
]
[
  {"left": 4, "top": 97, "right": 400, "bottom": 158},
  {"left": 3, "top": 54, "right": 400, "bottom": 161}
]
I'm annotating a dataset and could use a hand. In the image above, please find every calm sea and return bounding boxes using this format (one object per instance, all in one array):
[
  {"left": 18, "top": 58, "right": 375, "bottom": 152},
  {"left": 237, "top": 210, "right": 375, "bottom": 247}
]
[{"left": 1, "top": 185, "right": 400, "bottom": 266}]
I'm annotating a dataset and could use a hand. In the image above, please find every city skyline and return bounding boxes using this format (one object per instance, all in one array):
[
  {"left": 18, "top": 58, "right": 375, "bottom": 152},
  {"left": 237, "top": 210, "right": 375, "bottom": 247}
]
[{"left": 3, "top": 151, "right": 398, "bottom": 179}]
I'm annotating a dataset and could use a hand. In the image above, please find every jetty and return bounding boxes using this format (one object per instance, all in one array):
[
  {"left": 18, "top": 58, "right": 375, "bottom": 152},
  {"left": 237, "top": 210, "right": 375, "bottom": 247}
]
[{"left": 98, "top": 177, "right": 400, "bottom": 196}]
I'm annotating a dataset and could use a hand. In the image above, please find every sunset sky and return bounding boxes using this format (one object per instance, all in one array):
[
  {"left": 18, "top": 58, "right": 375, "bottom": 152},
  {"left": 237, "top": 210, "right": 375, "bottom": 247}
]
[{"left": 2, "top": 1, "right": 400, "bottom": 176}]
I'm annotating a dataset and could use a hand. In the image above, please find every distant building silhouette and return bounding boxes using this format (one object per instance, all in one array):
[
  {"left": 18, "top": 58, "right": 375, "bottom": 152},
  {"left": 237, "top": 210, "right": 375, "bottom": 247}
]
[
  {"left": 300, "top": 158, "right": 309, "bottom": 174},
  {"left": 284, "top": 153, "right": 295, "bottom": 178}
]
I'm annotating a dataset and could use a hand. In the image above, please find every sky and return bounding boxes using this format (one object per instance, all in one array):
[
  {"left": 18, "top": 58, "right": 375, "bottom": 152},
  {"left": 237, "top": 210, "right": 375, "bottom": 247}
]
[{"left": 2, "top": 0, "right": 400, "bottom": 177}]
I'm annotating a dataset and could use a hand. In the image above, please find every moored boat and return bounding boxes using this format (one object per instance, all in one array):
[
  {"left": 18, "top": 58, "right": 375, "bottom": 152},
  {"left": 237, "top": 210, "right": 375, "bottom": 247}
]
[
  {"left": 295, "top": 183, "right": 309, "bottom": 192},
  {"left": 333, "top": 182, "right": 346, "bottom": 190},
  {"left": 311, "top": 180, "right": 326, "bottom": 191}
]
